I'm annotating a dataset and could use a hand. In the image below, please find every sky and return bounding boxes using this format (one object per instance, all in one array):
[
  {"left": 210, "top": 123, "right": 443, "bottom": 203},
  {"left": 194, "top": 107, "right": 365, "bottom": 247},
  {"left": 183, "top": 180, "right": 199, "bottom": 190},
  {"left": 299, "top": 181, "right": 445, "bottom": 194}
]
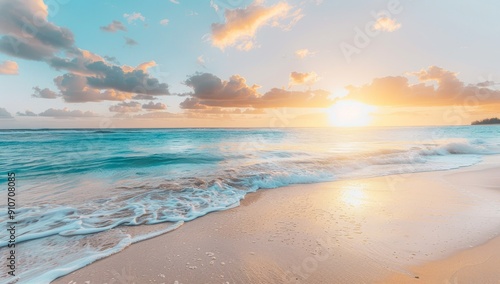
[{"left": 0, "top": 0, "right": 499, "bottom": 128}]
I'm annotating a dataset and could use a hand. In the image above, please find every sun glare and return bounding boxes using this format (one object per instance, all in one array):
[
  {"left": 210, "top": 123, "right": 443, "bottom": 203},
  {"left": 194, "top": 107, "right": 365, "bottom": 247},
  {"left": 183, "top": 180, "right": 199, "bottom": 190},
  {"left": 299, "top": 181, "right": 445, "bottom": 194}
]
[{"left": 328, "top": 100, "right": 376, "bottom": 127}]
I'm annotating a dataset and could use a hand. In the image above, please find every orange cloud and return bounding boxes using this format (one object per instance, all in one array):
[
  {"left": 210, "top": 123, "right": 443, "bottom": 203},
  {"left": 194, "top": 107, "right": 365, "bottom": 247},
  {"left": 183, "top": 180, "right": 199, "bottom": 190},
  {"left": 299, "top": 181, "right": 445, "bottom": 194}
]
[
  {"left": 289, "top": 71, "right": 320, "bottom": 86},
  {"left": 211, "top": 2, "right": 297, "bottom": 50},
  {"left": 0, "top": 60, "right": 18, "bottom": 75},
  {"left": 344, "top": 66, "right": 500, "bottom": 106},
  {"left": 295, "top": 48, "right": 314, "bottom": 59},
  {"left": 373, "top": 16, "right": 401, "bottom": 32},
  {"left": 136, "top": 61, "right": 157, "bottom": 72}
]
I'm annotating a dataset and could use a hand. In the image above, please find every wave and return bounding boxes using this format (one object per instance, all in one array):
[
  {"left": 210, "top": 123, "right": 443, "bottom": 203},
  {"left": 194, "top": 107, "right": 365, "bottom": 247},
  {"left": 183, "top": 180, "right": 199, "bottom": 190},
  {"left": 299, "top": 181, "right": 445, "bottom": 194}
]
[
  {"left": 2, "top": 140, "right": 494, "bottom": 247},
  {"left": 5, "top": 153, "right": 226, "bottom": 179},
  {"left": 419, "top": 142, "right": 495, "bottom": 156}
]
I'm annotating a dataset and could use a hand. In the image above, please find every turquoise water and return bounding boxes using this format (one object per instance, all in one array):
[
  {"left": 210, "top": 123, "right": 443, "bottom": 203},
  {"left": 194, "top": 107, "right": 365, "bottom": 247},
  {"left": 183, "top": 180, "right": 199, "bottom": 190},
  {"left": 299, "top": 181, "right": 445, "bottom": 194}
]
[{"left": 0, "top": 126, "right": 499, "bottom": 283}]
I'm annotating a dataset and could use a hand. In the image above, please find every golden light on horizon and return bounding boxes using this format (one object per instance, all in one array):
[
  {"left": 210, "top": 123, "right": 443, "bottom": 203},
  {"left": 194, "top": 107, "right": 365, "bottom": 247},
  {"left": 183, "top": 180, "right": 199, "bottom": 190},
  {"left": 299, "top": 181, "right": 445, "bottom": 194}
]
[{"left": 327, "top": 100, "right": 377, "bottom": 127}]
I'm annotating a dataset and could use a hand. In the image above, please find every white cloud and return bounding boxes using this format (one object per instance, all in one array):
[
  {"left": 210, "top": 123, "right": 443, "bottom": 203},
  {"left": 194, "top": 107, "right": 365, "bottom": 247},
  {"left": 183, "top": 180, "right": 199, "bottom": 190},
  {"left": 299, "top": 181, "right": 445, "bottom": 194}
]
[{"left": 123, "top": 12, "right": 146, "bottom": 24}]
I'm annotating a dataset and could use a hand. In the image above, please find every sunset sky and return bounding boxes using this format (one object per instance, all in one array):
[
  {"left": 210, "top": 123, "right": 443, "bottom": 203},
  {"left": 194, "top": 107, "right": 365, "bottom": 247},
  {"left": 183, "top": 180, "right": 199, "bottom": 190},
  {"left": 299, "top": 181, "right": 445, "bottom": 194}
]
[{"left": 0, "top": 0, "right": 499, "bottom": 128}]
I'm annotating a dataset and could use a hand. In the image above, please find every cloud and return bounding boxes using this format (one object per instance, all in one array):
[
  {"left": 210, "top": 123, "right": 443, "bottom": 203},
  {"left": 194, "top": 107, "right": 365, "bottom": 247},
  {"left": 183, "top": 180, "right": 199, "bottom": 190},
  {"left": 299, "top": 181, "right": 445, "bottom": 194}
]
[
  {"left": 39, "top": 108, "right": 98, "bottom": 117},
  {"left": 85, "top": 61, "right": 168, "bottom": 95},
  {"left": 181, "top": 72, "right": 334, "bottom": 109},
  {"left": 0, "top": 0, "right": 77, "bottom": 61},
  {"left": 47, "top": 57, "right": 166, "bottom": 102},
  {"left": 0, "top": 60, "right": 18, "bottom": 75},
  {"left": 32, "top": 86, "right": 58, "bottom": 99},
  {"left": 100, "top": 20, "right": 127, "bottom": 32},
  {"left": 0, "top": 107, "right": 12, "bottom": 118},
  {"left": 169, "top": 0, "right": 179, "bottom": 4},
  {"left": 295, "top": 49, "right": 314, "bottom": 59},
  {"left": 135, "top": 61, "right": 157, "bottom": 71},
  {"left": 211, "top": 2, "right": 300, "bottom": 50},
  {"left": 289, "top": 71, "right": 320, "bottom": 86},
  {"left": 256, "top": 88, "right": 332, "bottom": 108},
  {"left": 0, "top": 0, "right": 170, "bottom": 105},
  {"left": 344, "top": 66, "right": 500, "bottom": 106},
  {"left": 159, "top": 19, "right": 170, "bottom": 26},
  {"left": 180, "top": 97, "right": 209, "bottom": 109},
  {"left": 133, "top": 94, "right": 157, "bottom": 100},
  {"left": 55, "top": 73, "right": 134, "bottom": 103},
  {"left": 125, "top": 37, "right": 138, "bottom": 46},
  {"left": 17, "top": 110, "right": 37, "bottom": 116},
  {"left": 109, "top": 101, "right": 142, "bottom": 113},
  {"left": 187, "top": 107, "right": 265, "bottom": 115},
  {"left": 48, "top": 50, "right": 105, "bottom": 75},
  {"left": 134, "top": 111, "right": 178, "bottom": 119},
  {"left": 142, "top": 101, "right": 167, "bottom": 110},
  {"left": 47, "top": 59, "right": 168, "bottom": 102},
  {"left": 103, "top": 55, "right": 120, "bottom": 65},
  {"left": 210, "top": 0, "right": 219, "bottom": 12},
  {"left": 123, "top": 12, "right": 145, "bottom": 24},
  {"left": 0, "top": 35, "right": 56, "bottom": 60},
  {"left": 197, "top": 55, "right": 206, "bottom": 68},
  {"left": 184, "top": 72, "right": 259, "bottom": 102},
  {"left": 373, "top": 16, "right": 401, "bottom": 32}
]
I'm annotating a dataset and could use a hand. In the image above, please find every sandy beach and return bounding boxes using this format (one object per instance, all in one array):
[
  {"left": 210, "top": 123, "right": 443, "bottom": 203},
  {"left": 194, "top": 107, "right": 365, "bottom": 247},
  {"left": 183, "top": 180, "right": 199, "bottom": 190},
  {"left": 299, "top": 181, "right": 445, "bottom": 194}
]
[{"left": 54, "top": 156, "right": 500, "bottom": 284}]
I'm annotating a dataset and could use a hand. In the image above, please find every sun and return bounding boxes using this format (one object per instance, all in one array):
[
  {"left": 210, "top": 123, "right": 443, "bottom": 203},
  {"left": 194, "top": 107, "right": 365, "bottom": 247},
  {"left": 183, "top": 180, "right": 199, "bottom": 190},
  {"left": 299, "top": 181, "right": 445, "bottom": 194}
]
[{"left": 327, "top": 100, "right": 376, "bottom": 127}]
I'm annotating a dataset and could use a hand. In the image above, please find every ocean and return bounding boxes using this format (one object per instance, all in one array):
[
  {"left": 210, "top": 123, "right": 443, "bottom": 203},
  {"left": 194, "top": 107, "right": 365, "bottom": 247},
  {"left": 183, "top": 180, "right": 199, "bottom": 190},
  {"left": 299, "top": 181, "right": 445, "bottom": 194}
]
[{"left": 0, "top": 126, "right": 499, "bottom": 283}]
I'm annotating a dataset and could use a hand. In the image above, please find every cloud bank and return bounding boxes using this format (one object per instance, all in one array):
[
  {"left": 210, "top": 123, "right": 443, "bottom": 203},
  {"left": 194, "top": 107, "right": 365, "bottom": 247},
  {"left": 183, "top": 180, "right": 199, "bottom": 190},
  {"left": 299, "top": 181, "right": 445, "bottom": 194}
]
[
  {"left": 39, "top": 108, "right": 98, "bottom": 117},
  {"left": 181, "top": 72, "right": 333, "bottom": 109},
  {"left": 344, "top": 66, "right": 500, "bottom": 106}
]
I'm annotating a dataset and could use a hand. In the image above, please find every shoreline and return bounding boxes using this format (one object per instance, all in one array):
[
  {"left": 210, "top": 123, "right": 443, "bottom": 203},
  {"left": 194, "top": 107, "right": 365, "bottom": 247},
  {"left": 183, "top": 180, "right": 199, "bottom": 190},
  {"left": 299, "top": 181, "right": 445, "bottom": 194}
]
[{"left": 53, "top": 156, "right": 500, "bottom": 283}]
